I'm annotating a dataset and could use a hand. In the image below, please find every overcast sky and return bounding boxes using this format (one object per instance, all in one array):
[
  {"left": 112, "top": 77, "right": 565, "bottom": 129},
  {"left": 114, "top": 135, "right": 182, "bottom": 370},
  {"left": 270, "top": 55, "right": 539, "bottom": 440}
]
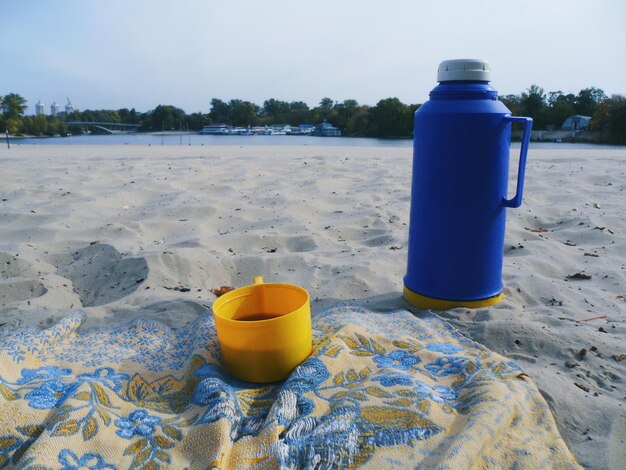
[{"left": 1, "top": 0, "right": 624, "bottom": 114}]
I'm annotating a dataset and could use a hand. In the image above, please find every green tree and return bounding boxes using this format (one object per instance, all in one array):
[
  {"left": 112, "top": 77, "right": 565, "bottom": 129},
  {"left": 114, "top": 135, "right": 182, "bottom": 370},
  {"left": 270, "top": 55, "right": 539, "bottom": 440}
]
[
  {"left": 520, "top": 85, "right": 547, "bottom": 129},
  {"left": 45, "top": 116, "right": 67, "bottom": 136},
  {"left": 311, "top": 98, "right": 336, "bottom": 123},
  {"left": 229, "top": 99, "right": 260, "bottom": 126},
  {"left": 46, "top": 116, "right": 59, "bottom": 136},
  {"left": 574, "top": 87, "right": 606, "bottom": 117},
  {"left": 69, "top": 110, "right": 82, "bottom": 121},
  {"left": 286, "top": 101, "right": 311, "bottom": 125},
  {"left": 81, "top": 110, "right": 96, "bottom": 122},
  {"left": 117, "top": 108, "right": 140, "bottom": 124},
  {"left": 187, "top": 112, "right": 210, "bottom": 131},
  {"left": 129, "top": 108, "right": 139, "bottom": 123},
  {"left": 332, "top": 99, "right": 360, "bottom": 135},
  {"left": 605, "top": 95, "right": 626, "bottom": 144},
  {"left": 209, "top": 99, "right": 231, "bottom": 124},
  {"left": 319, "top": 97, "right": 334, "bottom": 111},
  {"left": 56, "top": 119, "right": 68, "bottom": 136},
  {"left": 142, "top": 105, "right": 186, "bottom": 131},
  {"left": 262, "top": 99, "right": 290, "bottom": 124},
  {"left": 590, "top": 101, "right": 610, "bottom": 132},
  {"left": 368, "top": 97, "right": 412, "bottom": 138},
  {"left": 68, "top": 121, "right": 85, "bottom": 135},
  {"left": 345, "top": 105, "right": 370, "bottom": 137},
  {"left": 2, "top": 93, "right": 27, "bottom": 133},
  {"left": 84, "top": 109, "right": 119, "bottom": 123},
  {"left": 500, "top": 94, "right": 522, "bottom": 116},
  {"left": 1, "top": 93, "right": 27, "bottom": 120},
  {"left": 23, "top": 115, "right": 48, "bottom": 136},
  {"left": 546, "top": 92, "right": 576, "bottom": 128},
  {"left": 4, "top": 117, "right": 22, "bottom": 134}
]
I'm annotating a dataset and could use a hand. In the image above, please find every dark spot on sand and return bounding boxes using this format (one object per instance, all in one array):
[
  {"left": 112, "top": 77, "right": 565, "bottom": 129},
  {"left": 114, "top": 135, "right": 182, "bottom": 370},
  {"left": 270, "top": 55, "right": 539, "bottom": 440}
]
[
  {"left": 574, "top": 382, "right": 590, "bottom": 393},
  {"left": 566, "top": 272, "right": 592, "bottom": 280}
]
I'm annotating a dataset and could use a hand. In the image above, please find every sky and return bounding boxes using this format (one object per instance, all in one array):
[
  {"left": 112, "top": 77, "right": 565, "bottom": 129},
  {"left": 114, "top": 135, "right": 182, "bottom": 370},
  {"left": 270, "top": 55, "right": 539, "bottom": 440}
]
[{"left": 1, "top": 0, "right": 625, "bottom": 115}]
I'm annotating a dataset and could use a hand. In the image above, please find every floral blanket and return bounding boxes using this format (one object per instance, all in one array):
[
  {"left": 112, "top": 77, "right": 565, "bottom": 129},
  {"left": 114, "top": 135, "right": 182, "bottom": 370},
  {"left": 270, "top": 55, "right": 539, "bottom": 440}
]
[{"left": 0, "top": 305, "right": 579, "bottom": 469}]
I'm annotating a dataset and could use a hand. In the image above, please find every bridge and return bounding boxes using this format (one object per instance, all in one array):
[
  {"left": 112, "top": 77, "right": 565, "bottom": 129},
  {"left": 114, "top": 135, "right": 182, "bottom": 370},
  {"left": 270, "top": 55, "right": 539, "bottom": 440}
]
[{"left": 65, "top": 121, "right": 140, "bottom": 134}]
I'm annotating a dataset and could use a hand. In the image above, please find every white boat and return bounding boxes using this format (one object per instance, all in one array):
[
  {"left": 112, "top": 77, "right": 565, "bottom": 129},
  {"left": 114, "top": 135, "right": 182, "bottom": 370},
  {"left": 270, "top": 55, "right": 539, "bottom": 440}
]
[
  {"left": 200, "top": 124, "right": 230, "bottom": 135},
  {"left": 230, "top": 127, "right": 253, "bottom": 135}
]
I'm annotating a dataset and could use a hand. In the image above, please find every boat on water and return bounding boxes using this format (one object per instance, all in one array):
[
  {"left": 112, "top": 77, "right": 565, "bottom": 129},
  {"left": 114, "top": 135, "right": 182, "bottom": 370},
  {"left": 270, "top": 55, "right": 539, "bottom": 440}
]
[
  {"left": 200, "top": 124, "right": 230, "bottom": 135},
  {"left": 290, "top": 124, "right": 315, "bottom": 135},
  {"left": 230, "top": 127, "right": 253, "bottom": 135},
  {"left": 199, "top": 123, "right": 329, "bottom": 136}
]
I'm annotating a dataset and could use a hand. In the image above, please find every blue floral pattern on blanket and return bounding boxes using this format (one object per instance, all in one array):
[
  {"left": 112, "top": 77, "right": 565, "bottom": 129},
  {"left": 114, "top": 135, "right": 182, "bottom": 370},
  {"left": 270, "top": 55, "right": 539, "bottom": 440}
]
[{"left": 0, "top": 305, "right": 581, "bottom": 469}]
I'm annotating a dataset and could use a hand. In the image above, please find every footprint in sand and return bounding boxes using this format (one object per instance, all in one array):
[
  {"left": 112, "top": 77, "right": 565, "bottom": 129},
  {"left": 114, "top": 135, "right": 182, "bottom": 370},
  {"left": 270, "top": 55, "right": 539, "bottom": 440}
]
[
  {"left": 53, "top": 243, "right": 148, "bottom": 307},
  {"left": 334, "top": 227, "right": 395, "bottom": 248},
  {"left": 104, "top": 299, "right": 208, "bottom": 329},
  {"left": 363, "top": 233, "right": 395, "bottom": 247},
  {"left": 0, "top": 252, "right": 48, "bottom": 304},
  {"left": 284, "top": 235, "right": 317, "bottom": 253}
]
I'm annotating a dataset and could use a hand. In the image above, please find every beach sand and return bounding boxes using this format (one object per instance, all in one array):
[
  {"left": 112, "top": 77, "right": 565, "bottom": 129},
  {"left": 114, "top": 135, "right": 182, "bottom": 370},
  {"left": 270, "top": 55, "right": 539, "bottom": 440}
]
[{"left": 1, "top": 143, "right": 624, "bottom": 469}]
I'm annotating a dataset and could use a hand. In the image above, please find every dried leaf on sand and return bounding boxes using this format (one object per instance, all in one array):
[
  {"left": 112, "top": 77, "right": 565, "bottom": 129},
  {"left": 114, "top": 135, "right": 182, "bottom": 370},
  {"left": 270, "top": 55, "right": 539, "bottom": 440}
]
[{"left": 211, "top": 286, "right": 235, "bottom": 297}]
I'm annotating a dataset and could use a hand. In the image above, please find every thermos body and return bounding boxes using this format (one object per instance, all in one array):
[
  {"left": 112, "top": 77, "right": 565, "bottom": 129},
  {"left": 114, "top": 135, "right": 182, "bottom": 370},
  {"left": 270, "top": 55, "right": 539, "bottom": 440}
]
[{"left": 403, "top": 60, "right": 532, "bottom": 309}]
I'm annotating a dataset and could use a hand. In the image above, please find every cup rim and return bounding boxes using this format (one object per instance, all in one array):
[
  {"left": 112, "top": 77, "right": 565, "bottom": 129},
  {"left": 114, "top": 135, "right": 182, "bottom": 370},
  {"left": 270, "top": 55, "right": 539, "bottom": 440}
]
[{"left": 212, "top": 282, "right": 310, "bottom": 325}]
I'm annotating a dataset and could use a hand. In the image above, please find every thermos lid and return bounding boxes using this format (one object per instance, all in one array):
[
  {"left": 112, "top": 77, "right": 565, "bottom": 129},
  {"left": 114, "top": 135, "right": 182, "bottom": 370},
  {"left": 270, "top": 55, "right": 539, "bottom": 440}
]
[{"left": 437, "top": 59, "right": 491, "bottom": 82}]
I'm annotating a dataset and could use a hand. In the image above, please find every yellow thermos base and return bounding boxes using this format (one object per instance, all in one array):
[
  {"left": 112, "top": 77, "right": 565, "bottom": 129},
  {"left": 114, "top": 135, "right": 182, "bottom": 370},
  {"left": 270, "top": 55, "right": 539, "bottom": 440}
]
[{"left": 403, "top": 285, "right": 502, "bottom": 310}]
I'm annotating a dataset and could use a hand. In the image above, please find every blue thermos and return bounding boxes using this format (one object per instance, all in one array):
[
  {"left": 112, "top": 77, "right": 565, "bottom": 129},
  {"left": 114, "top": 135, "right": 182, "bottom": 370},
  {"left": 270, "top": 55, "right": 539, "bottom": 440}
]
[{"left": 403, "top": 59, "right": 533, "bottom": 310}]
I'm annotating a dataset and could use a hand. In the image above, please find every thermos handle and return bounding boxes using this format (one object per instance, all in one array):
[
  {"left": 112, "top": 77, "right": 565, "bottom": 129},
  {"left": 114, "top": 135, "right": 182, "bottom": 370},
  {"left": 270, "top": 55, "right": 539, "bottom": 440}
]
[{"left": 502, "top": 116, "right": 533, "bottom": 208}]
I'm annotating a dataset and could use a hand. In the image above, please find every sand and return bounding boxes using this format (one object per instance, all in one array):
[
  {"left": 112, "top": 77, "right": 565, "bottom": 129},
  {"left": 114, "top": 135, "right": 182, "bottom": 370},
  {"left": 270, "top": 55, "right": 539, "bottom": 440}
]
[{"left": 0, "top": 143, "right": 624, "bottom": 469}]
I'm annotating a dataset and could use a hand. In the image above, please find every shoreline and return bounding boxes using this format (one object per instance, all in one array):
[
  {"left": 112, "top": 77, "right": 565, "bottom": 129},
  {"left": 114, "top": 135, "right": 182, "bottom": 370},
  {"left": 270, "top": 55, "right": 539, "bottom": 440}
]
[{"left": 7, "top": 130, "right": 626, "bottom": 146}]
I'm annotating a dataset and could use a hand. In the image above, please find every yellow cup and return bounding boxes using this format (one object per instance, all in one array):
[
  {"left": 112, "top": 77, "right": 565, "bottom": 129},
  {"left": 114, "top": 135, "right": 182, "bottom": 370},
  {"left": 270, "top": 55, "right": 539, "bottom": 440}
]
[{"left": 212, "top": 276, "right": 312, "bottom": 383}]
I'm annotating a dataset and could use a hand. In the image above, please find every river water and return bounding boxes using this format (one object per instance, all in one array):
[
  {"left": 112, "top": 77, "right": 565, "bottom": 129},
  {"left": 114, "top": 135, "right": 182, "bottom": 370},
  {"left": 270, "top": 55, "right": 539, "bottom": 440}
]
[
  {"left": 11, "top": 134, "right": 411, "bottom": 147},
  {"left": 8, "top": 133, "right": 625, "bottom": 150}
]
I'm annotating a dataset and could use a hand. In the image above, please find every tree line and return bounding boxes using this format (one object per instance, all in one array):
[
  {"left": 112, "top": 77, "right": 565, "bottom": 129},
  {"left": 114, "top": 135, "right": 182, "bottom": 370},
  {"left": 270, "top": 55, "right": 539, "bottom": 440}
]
[
  {"left": 500, "top": 86, "right": 626, "bottom": 143},
  {"left": 2, "top": 87, "right": 625, "bottom": 143}
]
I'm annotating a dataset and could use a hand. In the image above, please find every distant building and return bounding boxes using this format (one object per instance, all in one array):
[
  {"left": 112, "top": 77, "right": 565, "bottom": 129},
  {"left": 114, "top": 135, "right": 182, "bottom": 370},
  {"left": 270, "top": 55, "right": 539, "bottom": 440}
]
[
  {"left": 35, "top": 100, "right": 45, "bottom": 116},
  {"left": 312, "top": 122, "right": 341, "bottom": 137},
  {"left": 65, "top": 98, "right": 74, "bottom": 115},
  {"left": 51, "top": 101, "right": 60, "bottom": 116},
  {"left": 561, "top": 115, "right": 591, "bottom": 131}
]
